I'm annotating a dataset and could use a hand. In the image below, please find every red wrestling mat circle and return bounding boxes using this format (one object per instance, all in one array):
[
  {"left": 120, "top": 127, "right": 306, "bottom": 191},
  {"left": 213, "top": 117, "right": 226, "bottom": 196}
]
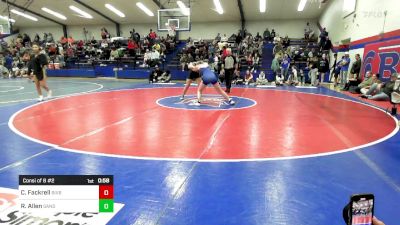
[{"left": 10, "top": 88, "right": 398, "bottom": 161}]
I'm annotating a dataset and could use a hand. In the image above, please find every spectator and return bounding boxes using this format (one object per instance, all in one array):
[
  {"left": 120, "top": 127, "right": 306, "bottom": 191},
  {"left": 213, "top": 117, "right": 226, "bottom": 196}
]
[
  {"left": 255, "top": 32, "right": 262, "bottom": 42},
  {"left": 256, "top": 71, "right": 268, "bottom": 85},
  {"left": 322, "top": 36, "right": 332, "bottom": 52},
  {"left": 271, "top": 55, "right": 280, "bottom": 79},
  {"left": 362, "top": 73, "right": 398, "bottom": 100},
  {"left": 67, "top": 36, "right": 74, "bottom": 46},
  {"left": 158, "top": 70, "right": 171, "bottom": 83},
  {"left": 0, "top": 63, "right": 9, "bottom": 78},
  {"left": 282, "top": 35, "right": 290, "bottom": 48},
  {"left": 4, "top": 52, "right": 13, "bottom": 75},
  {"left": 67, "top": 46, "right": 76, "bottom": 58},
  {"left": 304, "top": 22, "right": 314, "bottom": 40},
  {"left": 360, "top": 73, "right": 381, "bottom": 94},
  {"left": 246, "top": 52, "right": 253, "bottom": 69},
  {"left": 319, "top": 27, "right": 328, "bottom": 48},
  {"left": 47, "top": 33, "right": 54, "bottom": 43},
  {"left": 270, "top": 29, "right": 276, "bottom": 39},
  {"left": 340, "top": 52, "right": 351, "bottom": 87},
  {"left": 148, "top": 65, "right": 163, "bottom": 83},
  {"left": 43, "top": 33, "right": 48, "bottom": 43},
  {"left": 148, "top": 29, "right": 157, "bottom": 40},
  {"left": 167, "top": 24, "right": 176, "bottom": 41},
  {"left": 232, "top": 69, "right": 244, "bottom": 85},
  {"left": 281, "top": 54, "right": 291, "bottom": 81},
  {"left": 22, "top": 33, "right": 31, "bottom": 46},
  {"left": 309, "top": 62, "right": 319, "bottom": 86},
  {"left": 350, "top": 54, "right": 362, "bottom": 80},
  {"left": 253, "top": 53, "right": 260, "bottom": 73},
  {"left": 60, "top": 36, "right": 68, "bottom": 45},
  {"left": 263, "top": 28, "right": 271, "bottom": 42},
  {"left": 130, "top": 29, "right": 141, "bottom": 43},
  {"left": 350, "top": 71, "right": 372, "bottom": 93},
  {"left": 101, "top": 27, "right": 110, "bottom": 40},
  {"left": 110, "top": 47, "right": 119, "bottom": 60},
  {"left": 244, "top": 70, "right": 254, "bottom": 85},
  {"left": 333, "top": 55, "right": 343, "bottom": 86},
  {"left": 275, "top": 68, "right": 284, "bottom": 86},
  {"left": 287, "top": 65, "right": 298, "bottom": 85},
  {"left": 148, "top": 49, "right": 160, "bottom": 67},
  {"left": 329, "top": 53, "right": 338, "bottom": 82},
  {"left": 235, "top": 31, "right": 243, "bottom": 45},
  {"left": 34, "top": 33, "right": 40, "bottom": 43},
  {"left": 318, "top": 53, "right": 329, "bottom": 83},
  {"left": 221, "top": 34, "right": 228, "bottom": 42},
  {"left": 298, "top": 69, "right": 305, "bottom": 86},
  {"left": 180, "top": 53, "right": 189, "bottom": 71},
  {"left": 127, "top": 39, "right": 138, "bottom": 57},
  {"left": 273, "top": 43, "right": 283, "bottom": 56}
]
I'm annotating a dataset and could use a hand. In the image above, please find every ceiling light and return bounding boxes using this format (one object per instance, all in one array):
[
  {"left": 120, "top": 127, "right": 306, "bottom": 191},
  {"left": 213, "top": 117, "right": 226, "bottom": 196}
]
[
  {"left": 213, "top": 0, "right": 223, "bottom": 14},
  {"left": 0, "top": 15, "right": 15, "bottom": 23},
  {"left": 69, "top": 5, "right": 93, "bottom": 19},
  {"left": 105, "top": 4, "right": 125, "bottom": 18},
  {"left": 260, "top": 0, "right": 266, "bottom": 13},
  {"left": 41, "top": 7, "right": 67, "bottom": 20},
  {"left": 10, "top": 9, "right": 38, "bottom": 21},
  {"left": 298, "top": 0, "right": 307, "bottom": 11},
  {"left": 177, "top": 1, "right": 190, "bottom": 16},
  {"left": 136, "top": 2, "right": 154, "bottom": 17}
]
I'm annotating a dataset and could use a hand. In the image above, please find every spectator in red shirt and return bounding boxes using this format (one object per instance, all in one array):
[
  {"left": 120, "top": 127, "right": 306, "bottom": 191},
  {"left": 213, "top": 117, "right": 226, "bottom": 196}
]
[
  {"left": 77, "top": 40, "right": 84, "bottom": 50},
  {"left": 127, "top": 39, "right": 138, "bottom": 57},
  {"left": 149, "top": 29, "right": 157, "bottom": 39},
  {"left": 60, "top": 36, "right": 67, "bottom": 45},
  {"left": 67, "top": 36, "right": 74, "bottom": 46}
]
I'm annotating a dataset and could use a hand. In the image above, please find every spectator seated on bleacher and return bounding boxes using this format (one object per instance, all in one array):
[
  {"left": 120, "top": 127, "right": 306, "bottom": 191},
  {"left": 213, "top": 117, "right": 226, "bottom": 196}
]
[
  {"left": 275, "top": 68, "right": 284, "bottom": 86},
  {"left": 110, "top": 47, "right": 120, "bottom": 60},
  {"left": 232, "top": 70, "right": 244, "bottom": 85},
  {"left": 282, "top": 36, "right": 290, "bottom": 48},
  {"left": 143, "top": 49, "right": 151, "bottom": 67},
  {"left": 256, "top": 71, "right": 268, "bottom": 85},
  {"left": 298, "top": 69, "right": 305, "bottom": 86},
  {"left": 149, "top": 49, "right": 161, "bottom": 67},
  {"left": 361, "top": 73, "right": 399, "bottom": 101},
  {"left": 180, "top": 53, "right": 189, "bottom": 71},
  {"left": 0, "top": 64, "right": 10, "bottom": 79},
  {"left": 244, "top": 70, "right": 254, "bottom": 85},
  {"left": 221, "top": 34, "right": 228, "bottom": 42},
  {"left": 287, "top": 65, "right": 299, "bottom": 86}
]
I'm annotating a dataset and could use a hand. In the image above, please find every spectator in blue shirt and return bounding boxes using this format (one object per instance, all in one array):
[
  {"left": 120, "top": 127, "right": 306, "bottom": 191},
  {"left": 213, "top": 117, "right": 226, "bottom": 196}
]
[
  {"left": 340, "top": 52, "right": 350, "bottom": 86},
  {"left": 281, "top": 54, "right": 291, "bottom": 81}
]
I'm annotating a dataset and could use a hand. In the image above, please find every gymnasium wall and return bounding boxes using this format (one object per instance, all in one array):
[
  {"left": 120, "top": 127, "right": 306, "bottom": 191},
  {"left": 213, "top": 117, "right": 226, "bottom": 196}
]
[{"left": 16, "top": 19, "right": 318, "bottom": 42}]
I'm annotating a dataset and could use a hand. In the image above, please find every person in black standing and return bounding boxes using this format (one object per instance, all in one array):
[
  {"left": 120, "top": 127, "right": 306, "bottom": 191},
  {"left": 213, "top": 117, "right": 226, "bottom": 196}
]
[
  {"left": 29, "top": 43, "right": 52, "bottom": 101},
  {"left": 222, "top": 48, "right": 237, "bottom": 93},
  {"left": 318, "top": 53, "right": 330, "bottom": 83},
  {"left": 329, "top": 53, "right": 338, "bottom": 83}
]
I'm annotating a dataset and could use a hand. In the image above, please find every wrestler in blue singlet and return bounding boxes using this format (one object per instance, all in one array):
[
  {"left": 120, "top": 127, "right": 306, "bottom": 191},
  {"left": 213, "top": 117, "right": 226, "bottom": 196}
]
[{"left": 199, "top": 67, "right": 218, "bottom": 85}]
